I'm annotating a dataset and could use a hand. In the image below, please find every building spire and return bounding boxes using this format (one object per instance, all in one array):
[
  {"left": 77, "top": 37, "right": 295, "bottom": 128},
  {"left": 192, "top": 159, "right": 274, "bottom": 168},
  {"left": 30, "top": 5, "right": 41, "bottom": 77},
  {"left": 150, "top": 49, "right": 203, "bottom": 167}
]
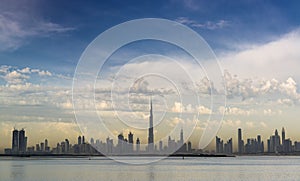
[
  {"left": 149, "top": 96, "right": 153, "bottom": 131},
  {"left": 148, "top": 96, "right": 154, "bottom": 152}
]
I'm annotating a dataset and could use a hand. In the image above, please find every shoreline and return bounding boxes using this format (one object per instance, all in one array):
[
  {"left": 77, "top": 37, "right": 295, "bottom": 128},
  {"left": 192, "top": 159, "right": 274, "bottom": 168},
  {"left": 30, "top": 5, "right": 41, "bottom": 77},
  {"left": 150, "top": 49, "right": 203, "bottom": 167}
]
[{"left": 0, "top": 153, "right": 234, "bottom": 157}]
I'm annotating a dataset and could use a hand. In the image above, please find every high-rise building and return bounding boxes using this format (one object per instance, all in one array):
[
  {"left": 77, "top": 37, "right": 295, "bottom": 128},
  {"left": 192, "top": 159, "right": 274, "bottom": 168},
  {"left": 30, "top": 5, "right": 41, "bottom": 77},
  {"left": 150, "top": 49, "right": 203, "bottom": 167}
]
[
  {"left": 65, "top": 139, "right": 70, "bottom": 153},
  {"left": 82, "top": 136, "right": 85, "bottom": 144},
  {"left": 268, "top": 129, "right": 281, "bottom": 153},
  {"left": 257, "top": 135, "right": 262, "bottom": 152},
  {"left": 78, "top": 136, "right": 82, "bottom": 145},
  {"left": 238, "top": 128, "right": 244, "bottom": 154},
  {"left": 128, "top": 132, "right": 134, "bottom": 153},
  {"left": 148, "top": 98, "right": 154, "bottom": 152},
  {"left": 106, "top": 137, "right": 113, "bottom": 154},
  {"left": 41, "top": 142, "right": 45, "bottom": 151},
  {"left": 216, "top": 136, "right": 223, "bottom": 153},
  {"left": 136, "top": 138, "right": 140, "bottom": 153},
  {"left": 224, "top": 138, "right": 233, "bottom": 154},
  {"left": 45, "top": 139, "right": 50, "bottom": 152},
  {"left": 61, "top": 141, "right": 66, "bottom": 153},
  {"left": 90, "top": 138, "right": 94, "bottom": 145},
  {"left": 117, "top": 133, "right": 124, "bottom": 153},
  {"left": 36, "top": 144, "right": 40, "bottom": 152},
  {"left": 180, "top": 128, "right": 184, "bottom": 145},
  {"left": 187, "top": 141, "right": 192, "bottom": 152},
  {"left": 282, "top": 127, "right": 285, "bottom": 151},
  {"left": 18, "top": 129, "right": 26, "bottom": 153},
  {"left": 45, "top": 139, "right": 48, "bottom": 148},
  {"left": 168, "top": 136, "right": 176, "bottom": 152},
  {"left": 159, "top": 140, "right": 163, "bottom": 152},
  {"left": 12, "top": 129, "right": 19, "bottom": 153}
]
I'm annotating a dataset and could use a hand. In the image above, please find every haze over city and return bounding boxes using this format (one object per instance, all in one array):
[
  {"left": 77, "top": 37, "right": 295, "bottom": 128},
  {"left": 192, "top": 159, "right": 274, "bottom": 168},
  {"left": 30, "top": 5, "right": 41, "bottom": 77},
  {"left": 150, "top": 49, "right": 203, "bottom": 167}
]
[{"left": 1, "top": 0, "right": 300, "bottom": 154}]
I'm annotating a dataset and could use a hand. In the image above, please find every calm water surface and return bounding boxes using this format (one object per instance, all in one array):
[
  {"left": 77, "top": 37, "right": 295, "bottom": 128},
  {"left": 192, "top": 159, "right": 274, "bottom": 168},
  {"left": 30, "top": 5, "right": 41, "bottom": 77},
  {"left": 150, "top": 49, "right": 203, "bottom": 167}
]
[{"left": 1, "top": 156, "right": 300, "bottom": 181}]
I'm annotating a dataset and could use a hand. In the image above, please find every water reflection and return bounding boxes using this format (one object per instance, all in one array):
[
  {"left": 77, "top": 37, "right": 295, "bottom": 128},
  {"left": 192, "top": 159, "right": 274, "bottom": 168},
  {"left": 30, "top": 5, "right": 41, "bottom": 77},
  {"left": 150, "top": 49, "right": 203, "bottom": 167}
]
[
  {"left": 10, "top": 162, "right": 25, "bottom": 180},
  {"left": 1, "top": 156, "right": 300, "bottom": 181},
  {"left": 147, "top": 164, "right": 155, "bottom": 181}
]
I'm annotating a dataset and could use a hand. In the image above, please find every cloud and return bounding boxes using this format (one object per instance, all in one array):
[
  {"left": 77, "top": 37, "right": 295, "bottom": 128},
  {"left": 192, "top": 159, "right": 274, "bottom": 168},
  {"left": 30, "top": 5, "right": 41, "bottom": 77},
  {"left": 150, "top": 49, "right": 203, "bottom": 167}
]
[
  {"left": 223, "top": 119, "right": 241, "bottom": 127},
  {"left": 197, "top": 77, "right": 216, "bottom": 95},
  {"left": 171, "top": 102, "right": 184, "bottom": 113},
  {"left": 246, "top": 121, "right": 254, "bottom": 128},
  {"left": 219, "top": 106, "right": 256, "bottom": 116},
  {"left": 182, "top": 0, "right": 200, "bottom": 10},
  {"left": 57, "top": 101, "right": 73, "bottom": 110},
  {"left": 260, "top": 121, "right": 267, "bottom": 128},
  {"left": 168, "top": 117, "right": 185, "bottom": 127},
  {"left": 279, "top": 77, "right": 299, "bottom": 100},
  {"left": 277, "top": 98, "right": 293, "bottom": 106},
  {"left": 0, "top": 13, "right": 74, "bottom": 51},
  {"left": 4, "top": 70, "right": 29, "bottom": 84},
  {"left": 170, "top": 102, "right": 212, "bottom": 114},
  {"left": 263, "top": 109, "right": 282, "bottom": 116},
  {"left": 37, "top": 70, "right": 52, "bottom": 76},
  {"left": 0, "top": 65, "right": 11, "bottom": 74},
  {"left": 223, "top": 70, "right": 300, "bottom": 103},
  {"left": 19, "top": 67, "right": 31, "bottom": 74},
  {"left": 198, "top": 105, "right": 212, "bottom": 115},
  {"left": 96, "top": 100, "right": 111, "bottom": 110},
  {"left": 220, "top": 28, "right": 300, "bottom": 82},
  {"left": 175, "top": 17, "right": 229, "bottom": 30},
  {"left": 223, "top": 70, "right": 260, "bottom": 100},
  {"left": 0, "top": 65, "right": 63, "bottom": 86}
]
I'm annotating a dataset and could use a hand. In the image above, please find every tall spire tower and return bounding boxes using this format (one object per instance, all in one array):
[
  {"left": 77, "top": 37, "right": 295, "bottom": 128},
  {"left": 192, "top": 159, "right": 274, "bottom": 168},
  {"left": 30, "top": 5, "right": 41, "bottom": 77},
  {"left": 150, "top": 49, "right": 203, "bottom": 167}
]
[
  {"left": 282, "top": 127, "right": 285, "bottom": 146},
  {"left": 148, "top": 97, "right": 154, "bottom": 152}
]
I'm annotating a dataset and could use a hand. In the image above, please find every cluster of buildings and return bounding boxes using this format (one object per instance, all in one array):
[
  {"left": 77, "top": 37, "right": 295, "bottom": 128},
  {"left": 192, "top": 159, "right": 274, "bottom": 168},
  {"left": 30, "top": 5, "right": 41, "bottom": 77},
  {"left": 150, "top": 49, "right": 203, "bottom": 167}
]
[
  {"left": 216, "top": 127, "right": 300, "bottom": 155},
  {"left": 6, "top": 128, "right": 28, "bottom": 154},
  {"left": 4, "top": 129, "right": 52, "bottom": 155},
  {"left": 237, "top": 128, "right": 264, "bottom": 154},
  {"left": 7, "top": 98, "right": 300, "bottom": 156},
  {"left": 4, "top": 99, "right": 193, "bottom": 155},
  {"left": 90, "top": 129, "right": 192, "bottom": 155},
  {"left": 4, "top": 129, "right": 192, "bottom": 155},
  {"left": 266, "top": 128, "right": 300, "bottom": 153},
  {"left": 215, "top": 137, "right": 232, "bottom": 154}
]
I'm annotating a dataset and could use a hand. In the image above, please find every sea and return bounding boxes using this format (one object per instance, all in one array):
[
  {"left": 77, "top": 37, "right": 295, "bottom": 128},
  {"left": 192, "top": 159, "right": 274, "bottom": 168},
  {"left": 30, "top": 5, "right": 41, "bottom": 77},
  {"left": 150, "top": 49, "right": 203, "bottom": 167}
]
[{"left": 1, "top": 156, "right": 300, "bottom": 181}]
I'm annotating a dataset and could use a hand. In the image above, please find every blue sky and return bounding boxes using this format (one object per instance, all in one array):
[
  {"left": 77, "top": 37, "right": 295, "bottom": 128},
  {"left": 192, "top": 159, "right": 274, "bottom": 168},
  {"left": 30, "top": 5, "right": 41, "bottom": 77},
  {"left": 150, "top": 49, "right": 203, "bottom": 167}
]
[
  {"left": 1, "top": 0, "right": 300, "bottom": 73},
  {"left": 1, "top": 0, "right": 300, "bottom": 151}
]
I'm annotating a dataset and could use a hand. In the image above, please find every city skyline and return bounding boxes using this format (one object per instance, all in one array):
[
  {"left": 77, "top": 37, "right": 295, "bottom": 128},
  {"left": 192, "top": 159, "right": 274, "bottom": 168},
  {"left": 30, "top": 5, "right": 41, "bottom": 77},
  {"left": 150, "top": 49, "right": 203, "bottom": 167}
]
[
  {"left": 1, "top": 1, "right": 300, "bottom": 152},
  {"left": 5, "top": 124, "right": 300, "bottom": 156},
  {"left": 4, "top": 126, "right": 193, "bottom": 155},
  {"left": 216, "top": 127, "right": 300, "bottom": 155},
  {"left": 3, "top": 98, "right": 192, "bottom": 155}
]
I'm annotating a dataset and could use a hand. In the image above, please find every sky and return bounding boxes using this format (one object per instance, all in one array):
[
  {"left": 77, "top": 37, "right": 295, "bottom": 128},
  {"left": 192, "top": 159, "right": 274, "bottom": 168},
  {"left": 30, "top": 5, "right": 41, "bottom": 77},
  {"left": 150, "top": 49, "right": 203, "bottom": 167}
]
[{"left": 1, "top": 0, "right": 300, "bottom": 152}]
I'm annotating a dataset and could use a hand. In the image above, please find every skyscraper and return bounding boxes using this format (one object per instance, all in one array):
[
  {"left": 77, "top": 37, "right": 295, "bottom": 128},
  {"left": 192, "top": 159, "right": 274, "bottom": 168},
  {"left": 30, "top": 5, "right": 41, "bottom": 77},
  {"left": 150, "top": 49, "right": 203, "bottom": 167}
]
[
  {"left": 282, "top": 127, "right": 285, "bottom": 149},
  {"left": 78, "top": 136, "right": 82, "bottom": 145},
  {"left": 257, "top": 135, "right": 263, "bottom": 153},
  {"left": 136, "top": 138, "right": 140, "bottom": 153},
  {"left": 148, "top": 98, "right": 154, "bottom": 152},
  {"left": 238, "top": 128, "right": 244, "bottom": 154},
  {"left": 187, "top": 141, "right": 192, "bottom": 152},
  {"left": 90, "top": 138, "right": 94, "bottom": 145},
  {"left": 224, "top": 138, "right": 233, "bottom": 154},
  {"left": 117, "top": 133, "right": 124, "bottom": 153},
  {"left": 106, "top": 137, "right": 113, "bottom": 154},
  {"left": 180, "top": 128, "right": 184, "bottom": 145},
  {"left": 18, "top": 129, "right": 26, "bottom": 153},
  {"left": 268, "top": 129, "right": 281, "bottom": 153},
  {"left": 159, "top": 140, "right": 163, "bottom": 152},
  {"left": 216, "top": 136, "right": 223, "bottom": 153},
  {"left": 12, "top": 129, "right": 19, "bottom": 153},
  {"left": 128, "top": 132, "right": 133, "bottom": 153}
]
